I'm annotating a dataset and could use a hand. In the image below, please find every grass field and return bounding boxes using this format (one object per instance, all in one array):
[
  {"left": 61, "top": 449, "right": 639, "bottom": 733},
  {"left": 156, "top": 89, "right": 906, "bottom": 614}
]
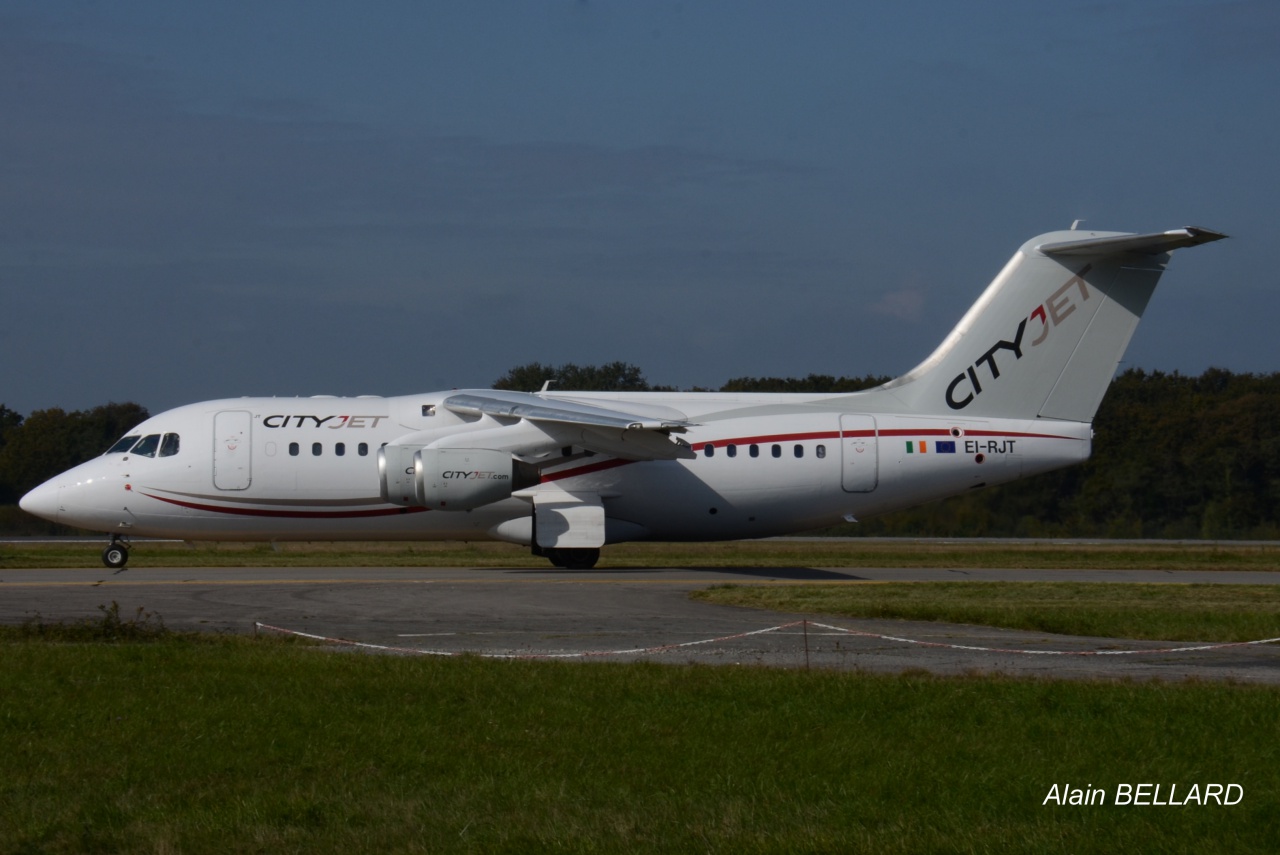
[
  {"left": 5, "top": 537, "right": 1280, "bottom": 570},
  {"left": 4, "top": 544, "right": 1279, "bottom": 852},
  {"left": 2, "top": 623, "right": 1278, "bottom": 854}
]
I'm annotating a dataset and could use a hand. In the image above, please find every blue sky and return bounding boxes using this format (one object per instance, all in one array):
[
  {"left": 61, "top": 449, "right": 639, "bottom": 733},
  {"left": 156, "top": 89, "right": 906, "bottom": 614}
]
[{"left": 3, "top": 1, "right": 1276, "bottom": 415}]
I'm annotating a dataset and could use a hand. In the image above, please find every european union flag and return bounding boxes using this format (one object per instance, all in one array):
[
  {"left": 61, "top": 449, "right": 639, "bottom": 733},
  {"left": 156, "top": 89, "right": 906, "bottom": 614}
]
[{"left": 936, "top": 440, "right": 956, "bottom": 454}]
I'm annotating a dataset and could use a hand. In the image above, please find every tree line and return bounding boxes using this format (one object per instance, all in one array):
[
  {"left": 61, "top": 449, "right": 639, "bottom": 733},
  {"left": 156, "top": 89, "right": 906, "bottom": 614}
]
[
  {"left": 0, "top": 402, "right": 150, "bottom": 534},
  {"left": 4, "top": 366, "right": 1278, "bottom": 538}
]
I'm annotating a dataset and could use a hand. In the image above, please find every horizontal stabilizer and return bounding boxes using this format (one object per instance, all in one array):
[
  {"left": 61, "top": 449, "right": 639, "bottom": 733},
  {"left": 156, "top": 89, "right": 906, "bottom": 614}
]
[{"left": 1037, "top": 227, "right": 1227, "bottom": 257}]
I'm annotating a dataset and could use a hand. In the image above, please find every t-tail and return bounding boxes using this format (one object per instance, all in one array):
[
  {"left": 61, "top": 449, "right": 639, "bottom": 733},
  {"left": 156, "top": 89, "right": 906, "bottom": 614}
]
[{"left": 875, "top": 227, "right": 1227, "bottom": 422}]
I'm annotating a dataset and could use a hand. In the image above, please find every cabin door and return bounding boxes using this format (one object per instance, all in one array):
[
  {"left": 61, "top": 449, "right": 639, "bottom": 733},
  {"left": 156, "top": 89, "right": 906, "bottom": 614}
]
[
  {"left": 213, "top": 410, "right": 253, "bottom": 490},
  {"left": 840, "top": 414, "right": 878, "bottom": 492}
]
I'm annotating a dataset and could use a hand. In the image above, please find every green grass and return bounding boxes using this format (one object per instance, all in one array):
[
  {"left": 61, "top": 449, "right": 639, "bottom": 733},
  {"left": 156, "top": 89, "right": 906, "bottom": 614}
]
[
  {"left": 2, "top": 632, "right": 1278, "bottom": 854},
  {"left": 694, "top": 582, "right": 1280, "bottom": 643},
  {"left": 5, "top": 538, "right": 1280, "bottom": 570}
]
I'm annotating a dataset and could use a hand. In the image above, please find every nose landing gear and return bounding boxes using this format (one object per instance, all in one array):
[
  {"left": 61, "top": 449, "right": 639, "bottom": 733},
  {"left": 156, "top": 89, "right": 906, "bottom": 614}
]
[{"left": 102, "top": 536, "right": 130, "bottom": 570}]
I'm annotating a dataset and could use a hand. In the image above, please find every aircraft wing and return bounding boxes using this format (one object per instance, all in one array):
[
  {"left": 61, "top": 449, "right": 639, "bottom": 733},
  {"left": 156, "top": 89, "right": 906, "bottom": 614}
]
[{"left": 442, "top": 391, "right": 697, "bottom": 460}]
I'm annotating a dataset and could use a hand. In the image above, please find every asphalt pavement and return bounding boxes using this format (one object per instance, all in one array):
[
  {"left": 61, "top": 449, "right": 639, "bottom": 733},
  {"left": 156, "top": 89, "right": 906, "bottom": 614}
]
[{"left": 4, "top": 564, "right": 1279, "bottom": 682}]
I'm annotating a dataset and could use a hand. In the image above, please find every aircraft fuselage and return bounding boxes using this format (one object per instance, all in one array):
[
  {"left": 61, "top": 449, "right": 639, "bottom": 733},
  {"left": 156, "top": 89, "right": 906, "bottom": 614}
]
[{"left": 24, "top": 392, "right": 1088, "bottom": 544}]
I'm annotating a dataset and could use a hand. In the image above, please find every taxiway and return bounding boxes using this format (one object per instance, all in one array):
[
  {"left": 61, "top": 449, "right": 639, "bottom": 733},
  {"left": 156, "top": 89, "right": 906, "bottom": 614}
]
[{"left": 4, "top": 564, "right": 1279, "bottom": 682}]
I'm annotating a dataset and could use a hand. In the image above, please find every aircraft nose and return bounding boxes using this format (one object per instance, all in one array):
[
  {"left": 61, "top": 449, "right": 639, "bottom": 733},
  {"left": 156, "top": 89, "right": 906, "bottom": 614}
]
[{"left": 19, "top": 481, "right": 62, "bottom": 524}]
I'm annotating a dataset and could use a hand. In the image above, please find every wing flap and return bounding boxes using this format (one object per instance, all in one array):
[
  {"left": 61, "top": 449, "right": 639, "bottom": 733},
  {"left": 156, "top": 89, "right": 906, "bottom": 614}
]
[{"left": 444, "top": 391, "right": 691, "bottom": 431}]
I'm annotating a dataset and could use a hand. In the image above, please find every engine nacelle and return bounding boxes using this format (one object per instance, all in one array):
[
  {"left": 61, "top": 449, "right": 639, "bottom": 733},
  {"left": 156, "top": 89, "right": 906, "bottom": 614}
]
[
  {"left": 378, "top": 444, "right": 425, "bottom": 506},
  {"left": 414, "top": 448, "right": 514, "bottom": 510}
]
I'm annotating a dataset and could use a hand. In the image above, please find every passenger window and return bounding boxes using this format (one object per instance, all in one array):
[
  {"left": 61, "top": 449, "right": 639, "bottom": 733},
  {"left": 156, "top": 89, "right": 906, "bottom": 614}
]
[
  {"left": 335, "top": 442, "right": 346, "bottom": 457},
  {"left": 794, "top": 444, "right": 804, "bottom": 458},
  {"left": 816, "top": 444, "right": 826, "bottom": 459},
  {"left": 312, "top": 442, "right": 322, "bottom": 456},
  {"left": 771, "top": 444, "right": 781, "bottom": 458},
  {"left": 107, "top": 435, "right": 141, "bottom": 454},
  {"left": 749, "top": 444, "right": 759, "bottom": 458},
  {"left": 159, "top": 433, "right": 180, "bottom": 457},
  {"left": 726, "top": 444, "right": 737, "bottom": 458},
  {"left": 289, "top": 442, "right": 300, "bottom": 456},
  {"left": 358, "top": 443, "right": 369, "bottom": 456},
  {"left": 704, "top": 445, "right": 715, "bottom": 458},
  {"left": 131, "top": 434, "right": 161, "bottom": 458}
]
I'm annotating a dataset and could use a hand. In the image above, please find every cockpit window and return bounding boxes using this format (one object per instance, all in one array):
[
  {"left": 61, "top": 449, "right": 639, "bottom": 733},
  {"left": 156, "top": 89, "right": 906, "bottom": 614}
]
[
  {"left": 131, "top": 434, "right": 161, "bottom": 458},
  {"left": 107, "top": 435, "right": 141, "bottom": 454},
  {"left": 159, "top": 433, "right": 180, "bottom": 457}
]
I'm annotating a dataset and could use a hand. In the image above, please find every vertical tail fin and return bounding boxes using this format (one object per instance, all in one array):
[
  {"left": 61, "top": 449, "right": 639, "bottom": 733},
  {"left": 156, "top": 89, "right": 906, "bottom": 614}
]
[{"left": 877, "top": 227, "right": 1226, "bottom": 422}]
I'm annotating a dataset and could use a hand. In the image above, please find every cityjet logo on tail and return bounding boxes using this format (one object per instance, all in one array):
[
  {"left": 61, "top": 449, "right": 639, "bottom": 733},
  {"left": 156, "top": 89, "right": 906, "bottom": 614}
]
[{"left": 946, "top": 266, "right": 1092, "bottom": 410}]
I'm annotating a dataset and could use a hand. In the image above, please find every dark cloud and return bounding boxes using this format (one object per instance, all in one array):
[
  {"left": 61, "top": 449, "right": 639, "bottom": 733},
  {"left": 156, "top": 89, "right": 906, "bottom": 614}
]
[
  {"left": 2, "top": 4, "right": 1275, "bottom": 417},
  {"left": 0, "top": 21, "right": 834, "bottom": 413}
]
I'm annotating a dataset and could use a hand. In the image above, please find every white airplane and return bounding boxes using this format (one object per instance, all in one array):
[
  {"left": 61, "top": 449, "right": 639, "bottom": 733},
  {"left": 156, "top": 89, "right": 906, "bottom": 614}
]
[{"left": 21, "top": 226, "right": 1225, "bottom": 569}]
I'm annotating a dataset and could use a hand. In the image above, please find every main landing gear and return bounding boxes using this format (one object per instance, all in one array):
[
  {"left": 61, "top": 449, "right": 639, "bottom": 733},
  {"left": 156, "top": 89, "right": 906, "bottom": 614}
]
[
  {"left": 102, "top": 535, "right": 130, "bottom": 570},
  {"left": 539, "top": 547, "right": 600, "bottom": 570}
]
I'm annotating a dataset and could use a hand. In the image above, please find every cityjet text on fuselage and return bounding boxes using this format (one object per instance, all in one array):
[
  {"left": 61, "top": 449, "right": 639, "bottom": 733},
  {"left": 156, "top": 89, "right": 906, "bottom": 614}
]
[
  {"left": 946, "top": 265, "right": 1092, "bottom": 410},
  {"left": 262, "top": 414, "right": 388, "bottom": 429}
]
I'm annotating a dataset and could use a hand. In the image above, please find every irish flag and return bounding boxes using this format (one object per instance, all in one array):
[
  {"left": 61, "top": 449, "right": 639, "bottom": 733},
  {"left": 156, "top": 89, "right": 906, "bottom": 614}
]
[{"left": 906, "top": 440, "right": 956, "bottom": 454}]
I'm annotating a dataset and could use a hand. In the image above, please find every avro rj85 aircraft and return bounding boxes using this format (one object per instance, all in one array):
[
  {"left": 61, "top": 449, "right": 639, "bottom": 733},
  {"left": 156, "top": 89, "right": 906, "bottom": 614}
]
[{"left": 22, "top": 226, "right": 1225, "bottom": 569}]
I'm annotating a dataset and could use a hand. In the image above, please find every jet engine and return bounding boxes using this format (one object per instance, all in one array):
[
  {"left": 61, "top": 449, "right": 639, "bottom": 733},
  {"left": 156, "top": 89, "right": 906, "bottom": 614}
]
[
  {"left": 413, "top": 448, "right": 515, "bottom": 510},
  {"left": 378, "top": 444, "right": 424, "bottom": 506},
  {"left": 380, "top": 446, "right": 520, "bottom": 509},
  {"left": 379, "top": 445, "right": 520, "bottom": 509}
]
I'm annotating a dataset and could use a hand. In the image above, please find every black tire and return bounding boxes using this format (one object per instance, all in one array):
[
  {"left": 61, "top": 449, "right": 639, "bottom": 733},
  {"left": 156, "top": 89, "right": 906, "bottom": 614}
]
[
  {"left": 545, "top": 548, "right": 600, "bottom": 570},
  {"left": 102, "top": 544, "right": 129, "bottom": 569}
]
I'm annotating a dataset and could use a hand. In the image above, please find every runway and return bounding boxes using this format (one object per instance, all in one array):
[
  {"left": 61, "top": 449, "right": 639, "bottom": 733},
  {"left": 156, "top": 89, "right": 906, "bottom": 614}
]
[{"left": 4, "top": 564, "right": 1280, "bottom": 682}]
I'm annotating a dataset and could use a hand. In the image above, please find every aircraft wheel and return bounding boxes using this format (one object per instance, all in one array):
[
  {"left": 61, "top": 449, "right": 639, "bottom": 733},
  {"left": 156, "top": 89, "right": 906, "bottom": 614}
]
[
  {"left": 545, "top": 548, "right": 600, "bottom": 570},
  {"left": 102, "top": 544, "right": 129, "bottom": 569}
]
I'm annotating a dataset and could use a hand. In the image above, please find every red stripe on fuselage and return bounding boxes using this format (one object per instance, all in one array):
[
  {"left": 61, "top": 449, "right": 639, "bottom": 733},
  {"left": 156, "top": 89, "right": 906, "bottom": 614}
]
[
  {"left": 539, "top": 458, "right": 633, "bottom": 484},
  {"left": 876, "top": 428, "right": 1077, "bottom": 440},
  {"left": 695, "top": 430, "right": 843, "bottom": 450},
  {"left": 141, "top": 492, "right": 428, "bottom": 519},
  {"left": 697, "top": 428, "right": 1077, "bottom": 450},
  {"left": 540, "top": 426, "right": 1079, "bottom": 483}
]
